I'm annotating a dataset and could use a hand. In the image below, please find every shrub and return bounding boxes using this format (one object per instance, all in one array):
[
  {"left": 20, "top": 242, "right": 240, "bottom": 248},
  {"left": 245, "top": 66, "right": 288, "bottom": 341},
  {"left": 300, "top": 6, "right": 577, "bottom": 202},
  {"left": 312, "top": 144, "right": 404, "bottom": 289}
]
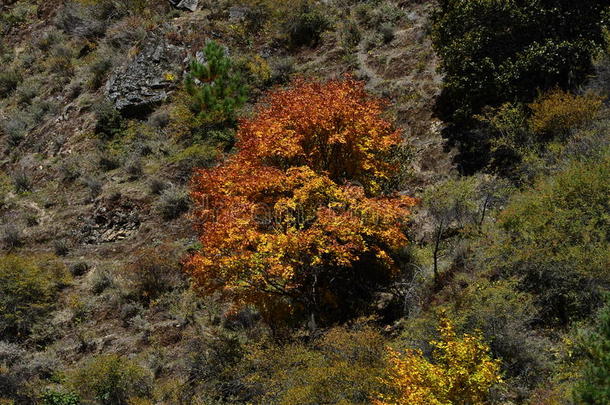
[
  {"left": 40, "top": 390, "right": 80, "bottom": 405},
  {"left": 88, "top": 57, "right": 113, "bottom": 90},
  {"left": 0, "top": 341, "right": 27, "bottom": 402},
  {"left": 375, "top": 317, "right": 502, "bottom": 405},
  {"left": 185, "top": 41, "right": 248, "bottom": 125},
  {"left": 574, "top": 297, "right": 610, "bottom": 404},
  {"left": 529, "top": 89, "right": 604, "bottom": 139},
  {"left": 53, "top": 239, "right": 70, "bottom": 257},
  {"left": 244, "top": 326, "right": 388, "bottom": 404},
  {"left": 186, "top": 77, "right": 417, "bottom": 325},
  {"left": 124, "top": 246, "right": 183, "bottom": 304},
  {"left": 11, "top": 169, "right": 32, "bottom": 193},
  {"left": 406, "top": 275, "right": 551, "bottom": 389},
  {"left": 54, "top": 2, "right": 106, "bottom": 38},
  {"left": 269, "top": 56, "right": 294, "bottom": 85},
  {"left": 493, "top": 150, "right": 610, "bottom": 325},
  {"left": 15, "top": 78, "right": 40, "bottom": 105},
  {"left": 379, "top": 23, "right": 395, "bottom": 44},
  {"left": 59, "top": 161, "right": 81, "bottom": 183},
  {"left": 1, "top": 224, "right": 22, "bottom": 249},
  {"left": 90, "top": 267, "right": 114, "bottom": 294},
  {"left": 0, "top": 70, "right": 21, "bottom": 98},
  {"left": 69, "top": 262, "right": 89, "bottom": 277},
  {"left": 148, "top": 109, "right": 169, "bottom": 129},
  {"left": 1, "top": 117, "right": 27, "bottom": 148},
  {"left": 148, "top": 178, "right": 167, "bottom": 195},
  {"left": 432, "top": 0, "right": 609, "bottom": 172},
  {"left": 95, "top": 102, "right": 123, "bottom": 139},
  {"left": 339, "top": 20, "right": 362, "bottom": 50},
  {"left": 82, "top": 176, "right": 103, "bottom": 199},
  {"left": 156, "top": 187, "right": 189, "bottom": 220},
  {"left": 169, "top": 143, "right": 219, "bottom": 181},
  {"left": 0, "top": 255, "right": 70, "bottom": 341},
  {"left": 283, "top": 1, "right": 330, "bottom": 49},
  {"left": 123, "top": 157, "right": 142, "bottom": 179},
  {"left": 432, "top": 0, "right": 608, "bottom": 125},
  {"left": 70, "top": 354, "right": 153, "bottom": 405},
  {"left": 46, "top": 44, "right": 74, "bottom": 76},
  {"left": 99, "top": 154, "right": 120, "bottom": 171}
]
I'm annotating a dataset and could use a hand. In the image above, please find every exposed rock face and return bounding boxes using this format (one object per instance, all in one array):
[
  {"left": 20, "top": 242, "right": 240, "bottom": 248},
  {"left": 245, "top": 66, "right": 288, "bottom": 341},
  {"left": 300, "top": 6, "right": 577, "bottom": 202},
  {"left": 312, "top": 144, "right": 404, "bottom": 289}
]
[
  {"left": 106, "top": 35, "right": 185, "bottom": 116},
  {"left": 169, "top": 0, "right": 198, "bottom": 12},
  {"left": 80, "top": 197, "right": 141, "bottom": 244}
]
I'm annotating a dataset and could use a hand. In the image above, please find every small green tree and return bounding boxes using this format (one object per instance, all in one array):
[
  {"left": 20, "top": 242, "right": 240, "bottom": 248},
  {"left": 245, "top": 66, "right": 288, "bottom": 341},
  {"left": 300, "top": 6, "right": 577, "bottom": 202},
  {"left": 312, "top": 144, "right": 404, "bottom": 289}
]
[
  {"left": 575, "top": 298, "right": 610, "bottom": 404},
  {"left": 423, "top": 175, "right": 511, "bottom": 282},
  {"left": 184, "top": 41, "right": 248, "bottom": 125}
]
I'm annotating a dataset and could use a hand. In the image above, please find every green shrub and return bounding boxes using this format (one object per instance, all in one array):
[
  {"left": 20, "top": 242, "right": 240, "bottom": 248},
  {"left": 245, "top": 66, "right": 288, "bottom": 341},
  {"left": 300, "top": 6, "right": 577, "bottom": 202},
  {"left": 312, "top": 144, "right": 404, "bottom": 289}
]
[
  {"left": 283, "top": 1, "right": 330, "bottom": 49},
  {"left": 574, "top": 296, "right": 610, "bottom": 404},
  {"left": 0, "top": 255, "right": 70, "bottom": 341},
  {"left": 88, "top": 57, "right": 113, "bottom": 90},
  {"left": 493, "top": 150, "right": 610, "bottom": 325},
  {"left": 40, "top": 390, "right": 80, "bottom": 405},
  {"left": 95, "top": 102, "right": 124, "bottom": 139},
  {"left": 169, "top": 143, "right": 219, "bottom": 181},
  {"left": 185, "top": 41, "right": 248, "bottom": 125},
  {"left": 71, "top": 354, "right": 152, "bottom": 405}
]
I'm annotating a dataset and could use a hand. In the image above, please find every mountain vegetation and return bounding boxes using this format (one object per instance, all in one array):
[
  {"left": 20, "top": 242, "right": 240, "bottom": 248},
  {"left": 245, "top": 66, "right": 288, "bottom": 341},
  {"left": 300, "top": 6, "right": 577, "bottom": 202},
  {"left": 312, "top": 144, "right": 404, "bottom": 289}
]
[{"left": 0, "top": 0, "right": 609, "bottom": 404}]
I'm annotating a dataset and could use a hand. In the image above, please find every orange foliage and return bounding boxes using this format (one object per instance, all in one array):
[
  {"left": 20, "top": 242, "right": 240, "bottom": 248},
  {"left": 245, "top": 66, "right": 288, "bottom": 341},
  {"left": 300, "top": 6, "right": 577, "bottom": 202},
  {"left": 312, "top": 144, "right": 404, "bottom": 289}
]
[{"left": 186, "top": 77, "right": 416, "bottom": 323}]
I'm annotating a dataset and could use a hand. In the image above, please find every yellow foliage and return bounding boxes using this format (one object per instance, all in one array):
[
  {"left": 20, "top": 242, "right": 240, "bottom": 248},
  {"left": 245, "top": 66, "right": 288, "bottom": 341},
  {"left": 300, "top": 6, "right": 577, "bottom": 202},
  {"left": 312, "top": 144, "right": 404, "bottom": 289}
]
[
  {"left": 529, "top": 89, "right": 604, "bottom": 138},
  {"left": 245, "top": 55, "right": 271, "bottom": 84},
  {"left": 375, "top": 317, "right": 502, "bottom": 405}
]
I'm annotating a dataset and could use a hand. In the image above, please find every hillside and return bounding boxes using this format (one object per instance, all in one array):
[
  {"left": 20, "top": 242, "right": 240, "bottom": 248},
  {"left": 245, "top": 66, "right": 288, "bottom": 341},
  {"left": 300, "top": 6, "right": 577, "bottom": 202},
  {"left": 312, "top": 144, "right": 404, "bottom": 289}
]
[{"left": 1, "top": 0, "right": 609, "bottom": 404}]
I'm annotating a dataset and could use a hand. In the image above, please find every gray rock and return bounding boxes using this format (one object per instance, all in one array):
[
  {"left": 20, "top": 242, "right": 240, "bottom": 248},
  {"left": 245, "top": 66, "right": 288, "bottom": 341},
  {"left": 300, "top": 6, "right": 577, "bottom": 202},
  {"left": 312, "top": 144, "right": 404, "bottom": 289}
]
[
  {"left": 229, "top": 6, "right": 249, "bottom": 21},
  {"left": 79, "top": 197, "right": 141, "bottom": 244},
  {"left": 169, "top": 0, "right": 198, "bottom": 12},
  {"left": 106, "top": 34, "right": 185, "bottom": 116}
]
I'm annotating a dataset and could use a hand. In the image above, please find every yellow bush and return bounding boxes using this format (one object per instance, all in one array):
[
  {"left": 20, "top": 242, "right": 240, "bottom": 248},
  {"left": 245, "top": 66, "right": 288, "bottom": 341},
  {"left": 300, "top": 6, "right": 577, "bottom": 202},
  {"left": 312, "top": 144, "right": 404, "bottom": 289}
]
[
  {"left": 375, "top": 317, "right": 502, "bottom": 405},
  {"left": 529, "top": 89, "right": 604, "bottom": 138},
  {"left": 244, "top": 54, "right": 271, "bottom": 85}
]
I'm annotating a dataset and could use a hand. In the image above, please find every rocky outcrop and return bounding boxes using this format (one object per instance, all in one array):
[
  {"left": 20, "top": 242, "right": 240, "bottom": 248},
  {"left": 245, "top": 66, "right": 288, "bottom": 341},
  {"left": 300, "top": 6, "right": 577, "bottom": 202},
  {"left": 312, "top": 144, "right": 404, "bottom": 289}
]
[
  {"left": 169, "top": 0, "right": 198, "bottom": 12},
  {"left": 105, "top": 34, "right": 185, "bottom": 116},
  {"left": 79, "top": 197, "right": 141, "bottom": 244}
]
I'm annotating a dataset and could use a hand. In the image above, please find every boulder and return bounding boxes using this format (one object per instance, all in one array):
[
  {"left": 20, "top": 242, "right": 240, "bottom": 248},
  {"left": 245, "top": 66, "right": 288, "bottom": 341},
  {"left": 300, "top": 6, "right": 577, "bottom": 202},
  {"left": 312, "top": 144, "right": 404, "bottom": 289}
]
[
  {"left": 169, "top": 0, "right": 198, "bottom": 12},
  {"left": 106, "top": 34, "right": 185, "bottom": 116}
]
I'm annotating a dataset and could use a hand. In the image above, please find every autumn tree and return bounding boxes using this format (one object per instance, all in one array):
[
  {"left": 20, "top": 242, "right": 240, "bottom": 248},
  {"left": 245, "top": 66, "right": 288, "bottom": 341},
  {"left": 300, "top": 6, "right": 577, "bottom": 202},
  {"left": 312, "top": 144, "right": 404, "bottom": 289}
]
[
  {"left": 375, "top": 317, "right": 502, "bottom": 405},
  {"left": 186, "top": 77, "right": 416, "bottom": 325}
]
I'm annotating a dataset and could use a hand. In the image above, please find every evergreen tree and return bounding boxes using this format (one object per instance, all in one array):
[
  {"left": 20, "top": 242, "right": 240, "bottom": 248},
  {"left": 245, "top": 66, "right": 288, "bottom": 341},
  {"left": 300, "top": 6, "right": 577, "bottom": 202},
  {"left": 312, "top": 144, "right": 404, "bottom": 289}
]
[{"left": 184, "top": 41, "right": 248, "bottom": 125}]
